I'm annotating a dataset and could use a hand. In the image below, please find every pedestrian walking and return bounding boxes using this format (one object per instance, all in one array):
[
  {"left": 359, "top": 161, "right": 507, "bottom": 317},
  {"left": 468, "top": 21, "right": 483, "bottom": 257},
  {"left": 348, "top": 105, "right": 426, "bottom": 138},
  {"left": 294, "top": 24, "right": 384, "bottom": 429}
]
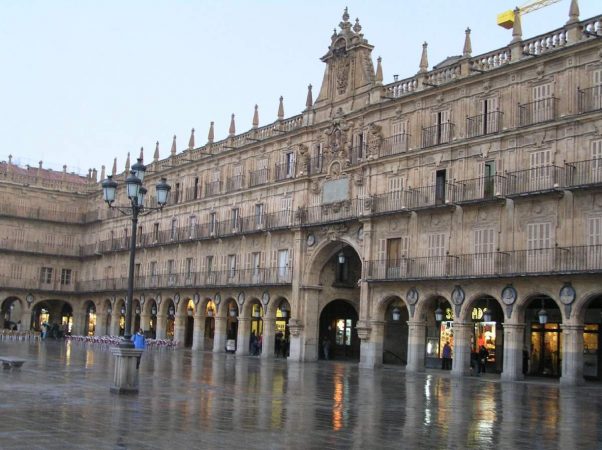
[
  {"left": 131, "top": 329, "right": 146, "bottom": 369},
  {"left": 442, "top": 341, "right": 452, "bottom": 370},
  {"left": 322, "top": 336, "right": 331, "bottom": 360},
  {"left": 478, "top": 345, "right": 489, "bottom": 374}
]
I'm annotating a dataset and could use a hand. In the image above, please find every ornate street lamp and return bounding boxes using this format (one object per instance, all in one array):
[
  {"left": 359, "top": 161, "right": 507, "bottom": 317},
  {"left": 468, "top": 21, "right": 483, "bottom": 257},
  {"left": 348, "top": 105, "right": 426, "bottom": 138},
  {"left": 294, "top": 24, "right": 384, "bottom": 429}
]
[
  {"left": 483, "top": 299, "right": 492, "bottom": 323},
  {"left": 392, "top": 307, "right": 401, "bottom": 321},
  {"left": 229, "top": 306, "right": 238, "bottom": 317},
  {"left": 538, "top": 299, "right": 548, "bottom": 325},
  {"left": 434, "top": 301, "right": 444, "bottom": 323},
  {"left": 338, "top": 251, "right": 346, "bottom": 264},
  {"left": 101, "top": 163, "right": 171, "bottom": 350},
  {"left": 151, "top": 306, "right": 157, "bottom": 316},
  {"left": 280, "top": 304, "right": 289, "bottom": 318}
]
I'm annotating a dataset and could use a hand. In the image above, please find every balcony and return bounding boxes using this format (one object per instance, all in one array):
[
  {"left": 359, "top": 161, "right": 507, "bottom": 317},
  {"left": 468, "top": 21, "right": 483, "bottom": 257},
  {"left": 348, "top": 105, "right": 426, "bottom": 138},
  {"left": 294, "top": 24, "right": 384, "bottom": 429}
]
[
  {"left": 379, "top": 134, "right": 410, "bottom": 157},
  {"left": 249, "top": 168, "right": 270, "bottom": 187},
  {"left": 578, "top": 86, "right": 602, "bottom": 114},
  {"left": 505, "top": 166, "right": 565, "bottom": 197},
  {"left": 566, "top": 158, "right": 602, "bottom": 188},
  {"left": 466, "top": 111, "right": 503, "bottom": 138},
  {"left": 405, "top": 182, "right": 456, "bottom": 209},
  {"left": 300, "top": 199, "right": 361, "bottom": 226},
  {"left": 421, "top": 122, "right": 454, "bottom": 148},
  {"left": 518, "top": 97, "right": 557, "bottom": 127},
  {"left": 0, "top": 238, "right": 84, "bottom": 257},
  {"left": 349, "top": 144, "right": 367, "bottom": 165},
  {"left": 75, "top": 267, "right": 293, "bottom": 292},
  {"left": 307, "top": 156, "right": 324, "bottom": 176},
  {"left": 204, "top": 181, "right": 221, "bottom": 197},
  {"left": 275, "top": 162, "right": 295, "bottom": 181},
  {"left": 226, "top": 175, "right": 245, "bottom": 192},
  {"left": 365, "top": 245, "right": 602, "bottom": 281},
  {"left": 454, "top": 175, "right": 506, "bottom": 204},
  {"left": 185, "top": 186, "right": 200, "bottom": 201}
]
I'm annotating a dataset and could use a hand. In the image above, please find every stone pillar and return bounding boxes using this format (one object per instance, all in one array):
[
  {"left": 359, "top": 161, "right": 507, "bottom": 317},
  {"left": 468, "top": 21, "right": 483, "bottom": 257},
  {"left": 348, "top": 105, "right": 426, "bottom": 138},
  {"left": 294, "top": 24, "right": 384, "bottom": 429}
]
[
  {"left": 110, "top": 347, "right": 143, "bottom": 394},
  {"left": 560, "top": 324, "right": 584, "bottom": 386},
  {"left": 155, "top": 314, "right": 166, "bottom": 339},
  {"left": 359, "top": 321, "right": 384, "bottom": 369},
  {"left": 71, "top": 310, "right": 86, "bottom": 336},
  {"left": 406, "top": 320, "right": 426, "bottom": 372},
  {"left": 173, "top": 314, "right": 186, "bottom": 347},
  {"left": 110, "top": 312, "right": 120, "bottom": 336},
  {"left": 287, "top": 319, "right": 305, "bottom": 361},
  {"left": 212, "top": 316, "right": 227, "bottom": 353},
  {"left": 140, "top": 313, "right": 151, "bottom": 334},
  {"left": 19, "top": 309, "right": 32, "bottom": 332},
  {"left": 192, "top": 313, "right": 206, "bottom": 351},
  {"left": 236, "top": 318, "right": 251, "bottom": 356},
  {"left": 451, "top": 322, "right": 472, "bottom": 377},
  {"left": 501, "top": 323, "right": 525, "bottom": 382},
  {"left": 261, "top": 317, "right": 276, "bottom": 359}
]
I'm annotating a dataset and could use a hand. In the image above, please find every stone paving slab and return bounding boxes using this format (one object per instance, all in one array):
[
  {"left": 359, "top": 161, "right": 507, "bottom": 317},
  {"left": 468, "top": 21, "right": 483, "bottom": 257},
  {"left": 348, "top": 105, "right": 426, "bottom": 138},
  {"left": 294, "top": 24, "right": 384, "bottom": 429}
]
[{"left": 0, "top": 341, "right": 601, "bottom": 449}]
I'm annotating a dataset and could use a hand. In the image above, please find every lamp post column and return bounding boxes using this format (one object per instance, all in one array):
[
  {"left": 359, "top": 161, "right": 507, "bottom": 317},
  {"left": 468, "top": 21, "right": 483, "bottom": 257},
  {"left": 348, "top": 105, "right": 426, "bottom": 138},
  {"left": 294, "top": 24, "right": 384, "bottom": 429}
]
[{"left": 122, "top": 205, "right": 138, "bottom": 346}]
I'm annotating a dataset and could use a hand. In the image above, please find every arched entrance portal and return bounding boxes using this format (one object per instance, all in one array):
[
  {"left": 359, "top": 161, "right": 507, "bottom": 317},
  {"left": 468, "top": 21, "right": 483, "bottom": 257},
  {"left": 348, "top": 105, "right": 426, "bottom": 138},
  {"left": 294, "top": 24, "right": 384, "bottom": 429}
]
[
  {"left": 383, "top": 299, "right": 409, "bottom": 365},
  {"left": 583, "top": 295, "right": 602, "bottom": 380},
  {"left": 525, "top": 295, "right": 562, "bottom": 377},
  {"left": 319, "top": 300, "right": 359, "bottom": 361},
  {"left": 1, "top": 297, "right": 23, "bottom": 330},
  {"left": 204, "top": 300, "right": 216, "bottom": 351},
  {"left": 184, "top": 299, "right": 194, "bottom": 347},
  {"left": 467, "top": 296, "right": 504, "bottom": 373},
  {"left": 83, "top": 301, "right": 96, "bottom": 336},
  {"left": 31, "top": 300, "right": 73, "bottom": 337}
]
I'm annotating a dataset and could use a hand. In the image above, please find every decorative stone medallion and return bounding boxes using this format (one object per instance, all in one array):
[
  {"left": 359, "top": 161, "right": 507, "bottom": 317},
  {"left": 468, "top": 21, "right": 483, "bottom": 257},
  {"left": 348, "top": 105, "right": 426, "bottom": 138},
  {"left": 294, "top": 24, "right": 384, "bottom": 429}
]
[
  {"left": 237, "top": 291, "right": 246, "bottom": 307},
  {"left": 406, "top": 287, "right": 419, "bottom": 305},
  {"left": 307, "top": 234, "right": 316, "bottom": 247},
  {"left": 559, "top": 283, "right": 576, "bottom": 305},
  {"left": 193, "top": 293, "right": 200, "bottom": 305},
  {"left": 214, "top": 293, "right": 221, "bottom": 306},
  {"left": 262, "top": 291, "right": 270, "bottom": 306},
  {"left": 501, "top": 285, "right": 517, "bottom": 305},
  {"left": 451, "top": 286, "right": 465, "bottom": 305},
  {"left": 25, "top": 293, "right": 34, "bottom": 306}
]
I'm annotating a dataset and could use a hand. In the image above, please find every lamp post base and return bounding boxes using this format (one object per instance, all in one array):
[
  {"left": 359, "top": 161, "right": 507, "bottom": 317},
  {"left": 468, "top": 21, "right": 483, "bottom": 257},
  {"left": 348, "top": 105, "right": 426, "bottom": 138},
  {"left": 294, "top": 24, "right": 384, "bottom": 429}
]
[{"left": 110, "top": 347, "right": 143, "bottom": 395}]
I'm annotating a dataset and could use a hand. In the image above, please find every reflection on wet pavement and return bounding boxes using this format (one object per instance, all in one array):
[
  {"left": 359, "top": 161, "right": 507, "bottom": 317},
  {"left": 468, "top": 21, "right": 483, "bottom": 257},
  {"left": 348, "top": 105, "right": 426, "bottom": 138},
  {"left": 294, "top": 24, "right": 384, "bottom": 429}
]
[{"left": 0, "top": 341, "right": 600, "bottom": 449}]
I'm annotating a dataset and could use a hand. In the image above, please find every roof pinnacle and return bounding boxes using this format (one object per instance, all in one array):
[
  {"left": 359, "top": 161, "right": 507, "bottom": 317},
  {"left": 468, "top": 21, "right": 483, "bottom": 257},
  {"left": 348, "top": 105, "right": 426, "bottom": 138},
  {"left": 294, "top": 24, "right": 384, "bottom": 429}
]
[
  {"left": 171, "top": 135, "right": 177, "bottom": 156},
  {"left": 188, "top": 128, "right": 195, "bottom": 150},
  {"left": 375, "top": 56, "right": 383, "bottom": 84},
  {"left": 252, "top": 105, "right": 259, "bottom": 129},
  {"left": 277, "top": 96, "right": 284, "bottom": 121},
  {"left": 463, "top": 28, "right": 472, "bottom": 57},
  {"left": 153, "top": 141, "right": 159, "bottom": 162},
  {"left": 419, "top": 42, "right": 429, "bottom": 73},
  {"left": 208, "top": 121, "right": 215, "bottom": 144},
  {"left": 229, "top": 114, "right": 236, "bottom": 137}
]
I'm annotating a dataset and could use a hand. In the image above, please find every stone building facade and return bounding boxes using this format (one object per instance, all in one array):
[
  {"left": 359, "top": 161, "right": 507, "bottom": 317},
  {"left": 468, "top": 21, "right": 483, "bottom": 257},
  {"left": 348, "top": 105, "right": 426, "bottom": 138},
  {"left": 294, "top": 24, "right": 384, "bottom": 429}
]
[{"left": 1, "top": 4, "right": 602, "bottom": 385}]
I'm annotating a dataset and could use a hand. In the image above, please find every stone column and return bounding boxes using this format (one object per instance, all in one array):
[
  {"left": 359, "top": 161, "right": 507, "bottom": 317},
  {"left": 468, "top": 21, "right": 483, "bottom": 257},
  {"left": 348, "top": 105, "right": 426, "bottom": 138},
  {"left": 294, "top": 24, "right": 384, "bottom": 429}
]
[
  {"left": 236, "top": 318, "right": 251, "bottom": 356},
  {"left": 110, "top": 312, "right": 120, "bottom": 336},
  {"left": 173, "top": 314, "right": 186, "bottom": 347},
  {"left": 71, "top": 310, "right": 86, "bottom": 336},
  {"left": 155, "top": 314, "right": 166, "bottom": 339},
  {"left": 406, "top": 320, "right": 426, "bottom": 372},
  {"left": 501, "top": 323, "right": 526, "bottom": 382},
  {"left": 212, "top": 316, "right": 227, "bottom": 353},
  {"left": 451, "top": 322, "right": 472, "bottom": 377},
  {"left": 261, "top": 317, "right": 276, "bottom": 359},
  {"left": 287, "top": 319, "right": 305, "bottom": 361},
  {"left": 560, "top": 324, "right": 584, "bottom": 386},
  {"left": 140, "top": 312, "right": 151, "bottom": 334},
  {"left": 359, "top": 321, "right": 384, "bottom": 369},
  {"left": 192, "top": 313, "right": 206, "bottom": 351},
  {"left": 19, "top": 309, "right": 32, "bottom": 332}
]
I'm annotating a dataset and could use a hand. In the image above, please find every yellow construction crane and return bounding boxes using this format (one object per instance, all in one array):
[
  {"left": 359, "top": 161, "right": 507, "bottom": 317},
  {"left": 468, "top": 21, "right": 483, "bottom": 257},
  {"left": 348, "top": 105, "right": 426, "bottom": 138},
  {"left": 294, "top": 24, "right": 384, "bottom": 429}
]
[{"left": 497, "top": 0, "right": 562, "bottom": 29}]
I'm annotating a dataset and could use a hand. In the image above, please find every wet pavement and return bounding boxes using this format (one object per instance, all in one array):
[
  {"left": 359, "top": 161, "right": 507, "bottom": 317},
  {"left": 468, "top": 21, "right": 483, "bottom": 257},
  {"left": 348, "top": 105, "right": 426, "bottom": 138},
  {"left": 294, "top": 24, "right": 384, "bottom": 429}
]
[{"left": 0, "top": 341, "right": 601, "bottom": 450}]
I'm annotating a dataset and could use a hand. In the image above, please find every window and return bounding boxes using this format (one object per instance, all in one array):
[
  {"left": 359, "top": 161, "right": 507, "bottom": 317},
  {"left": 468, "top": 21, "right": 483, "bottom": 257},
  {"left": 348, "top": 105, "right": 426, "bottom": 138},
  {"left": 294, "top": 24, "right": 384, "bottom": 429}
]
[
  {"left": 193, "top": 177, "right": 199, "bottom": 200},
  {"left": 174, "top": 183, "right": 181, "bottom": 203},
  {"left": 185, "top": 258, "right": 194, "bottom": 277},
  {"left": 135, "top": 263, "right": 141, "bottom": 277},
  {"left": 10, "top": 264, "right": 22, "bottom": 280},
  {"left": 427, "top": 233, "right": 446, "bottom": 276},
  {"left": 150, "top": 261, "right": 157, "bottom": 278},
  {"left": 532, "top": 83, "right": 553, "bottom": 123},
  {"left": 209, "top": 212, "right": 217, "bottom": 235},
  {"left": 527, "top": 222, "right": 553, "bottom": 272},
  {"left": 281, "top": 196, "right": 292, "bottom": 212},
  {"left": 529, "top": 149, "right": 552, "bottom": 190},
  {"left": 40, "top": 267, "right": 53, "bottom": 284},
  {"left": 391, "top": 121, "right": 408, "bottom": 154},
  {"left": 386, "top": 238, "right": 402, "bottom": 278},
  {"left": 252, "top": 252, "right": 261, "bottom": 277},
  {"left": 123, "top": 227, "right": 128, "bottom": 248},
  {"left": 481, "top": 97, "right": 499, "bottom": 134},
  {"left": 60, "top": 268, "right": 72, "bottom": 285},
  {"left": 588, "top": 216, "right": 602, "bottom": 268},
  {"left": 228, "top": 255, "right": 237, "bottom": 279},
  {"left": 285, "top": 152, "right": 295, "bottom": 178},
  {"left": 206, "top": 255, "right": 214, "bottom": 273},
  {"left": 435, "top": 169, "right": 447, "bottom": 205},
  {"left": 231, "top": 208, "right": 240, "bottom": 231},
  {"left": 137, "top": 225, "right": 143, "bottom": 244},
  {"left": 167, "top": 259, "right": 176, "bottom": 285},
  {"left": 473, "top": 229, "right": 496, "bottom": 274},
  {"left": 153, "top": 223, "right": 159, "bottom": 242},
  {"left": 255, "top": 203, "right": 264, "bottom": 229},
  {"left": 593, "top": 139, "right": 602, "bottom": 169},
  {"left": 189, "top": 215, "right": 197, "bottom": 238},
  {"left": 170, "top": 218, "right": 178, "bottom": 240},
  {"left": 277, "top": 249, "right": 289, "bottom": 280}
]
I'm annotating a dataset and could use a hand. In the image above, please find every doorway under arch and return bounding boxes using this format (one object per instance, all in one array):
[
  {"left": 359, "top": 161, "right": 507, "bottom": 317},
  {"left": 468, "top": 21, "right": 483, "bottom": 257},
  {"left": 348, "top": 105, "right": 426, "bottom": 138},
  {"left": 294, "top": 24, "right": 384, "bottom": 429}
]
[
  {"left": 383, "top": 299, "right": 409, "bottom": 365},
  {"left": 319, "top": 300, "right": 359, "bottom": 361},
  {"left": 525, "top": 295, "right": 563, "bottom": 378}
]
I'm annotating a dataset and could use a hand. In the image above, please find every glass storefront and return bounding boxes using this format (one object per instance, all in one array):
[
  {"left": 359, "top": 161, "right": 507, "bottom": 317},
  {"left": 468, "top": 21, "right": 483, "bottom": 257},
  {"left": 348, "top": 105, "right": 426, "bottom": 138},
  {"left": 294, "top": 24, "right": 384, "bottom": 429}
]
[
  {"left": 584, "top": 324, "right": 600, "bottom": 379},
  {"left": 530, "top": 323, "right": 562, "bottom": 377}
]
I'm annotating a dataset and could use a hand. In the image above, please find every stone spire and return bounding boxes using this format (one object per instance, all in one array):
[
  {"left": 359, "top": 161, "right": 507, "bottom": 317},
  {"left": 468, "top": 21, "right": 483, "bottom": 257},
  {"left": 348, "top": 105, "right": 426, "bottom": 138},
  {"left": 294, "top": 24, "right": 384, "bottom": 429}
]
[
  {"left": 252, "top": 105, "right": 259, "bottom": 129},
  {"left": 171, "top": 135, "right": 177, "bottom": 157},
  {"left": 463, "top": 28, "right": 472, "bottom": 57},
  {"left": 511, "top": 8, "right": 522, "bottom": 43},
  {"left": 229, "top": 114, "right": 236, "bottom": 137},
  {"left": 419, "top": 42, "right": 429, "bottom": 73},
  {"left": 353, "top": 18, "right": 362, "bottom": 34},
  {"left": 305, "top": 84, "right": 313, "bottom": 110},
  {"left": 153, "top": 141, "right": 160, "bottom": 162},
  {"left": 375, "top": 56, "right": 383, "bottom": 84},
  {"left": 125, "top": 152, "right": 131, "bottom": 173},
  {"left": 112, "top": 158, "right": 117, "bottom": 176},
  {"left": 139, "top": 146, "right": 144, "bottom": 160},
  {"left": 92, "top": 168, "right": 97, "bottom": 182},
  {"left": 188, "top": 128, "right": 195, "bottom": 150},
  {"left": 277, "top": 96, "right": 284, "bottom": 120},
  {"left": 100, "top": 165, "right": 105, "bottom": 181},
  {"left": 208, "top": 121, "right": 215, "bottom": 144},
  {"left": 567, "top": 0, "right": 580, "bottom": 24}
]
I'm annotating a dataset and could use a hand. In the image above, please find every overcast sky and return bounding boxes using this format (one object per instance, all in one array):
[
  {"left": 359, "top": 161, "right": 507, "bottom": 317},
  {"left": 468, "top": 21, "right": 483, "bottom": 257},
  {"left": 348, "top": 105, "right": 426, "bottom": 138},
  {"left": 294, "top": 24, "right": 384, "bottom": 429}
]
[{"left": 0, "top": 0, "right": 599, "bottom": 176}]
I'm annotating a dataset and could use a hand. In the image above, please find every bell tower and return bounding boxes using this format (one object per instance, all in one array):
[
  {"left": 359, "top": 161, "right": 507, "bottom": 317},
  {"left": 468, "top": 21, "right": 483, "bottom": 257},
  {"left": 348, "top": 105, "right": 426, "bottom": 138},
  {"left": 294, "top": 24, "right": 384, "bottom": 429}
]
[{"left": 314, "top": 8, "right": 376, "bottom": 116}]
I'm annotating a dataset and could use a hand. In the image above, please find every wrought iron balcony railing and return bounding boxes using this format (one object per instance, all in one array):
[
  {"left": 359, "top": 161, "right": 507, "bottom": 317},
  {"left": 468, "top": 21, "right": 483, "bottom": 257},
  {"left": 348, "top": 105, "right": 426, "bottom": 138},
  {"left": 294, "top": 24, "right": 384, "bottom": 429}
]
[
  {"left": 454, "top": 175, "right": 506, "bottom": 203},
  {"left": 577, "top": 86, "right": 602, "bottom": 114},
  {"left": 421, "top": 122, "right": 454, "bottom": 148},
  {"left": 249, "top": 168, "right": 270, "bottom": 187},
  {"left": 565, "top": 158, "right": 602, "bottom": 187},
  {"left": 518, "top": 97, "right": 558, "bottom": 127},
  {"left": 505, "top": 165, "right": 565, "bottom": 196},
  {"left": 365, "top": 245, "right": 602, "bottom": 281},
  {"left": 466, "top": 111, "right": 503, "bottom": 138},
  {"left": 275, "top": 162, "right": 295, "bottom": 181},
  {"left": 307, "top": 156, "right": 324, "bottom": 176},
  {"left": 379, "top": 134, "right": 410, "bottom": 157},
  {"left": 204, "top": 181, "right": 222, "bottom": 197},
  {"left": 225, "top": 175, "right": 245, "bottom": 192}
]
